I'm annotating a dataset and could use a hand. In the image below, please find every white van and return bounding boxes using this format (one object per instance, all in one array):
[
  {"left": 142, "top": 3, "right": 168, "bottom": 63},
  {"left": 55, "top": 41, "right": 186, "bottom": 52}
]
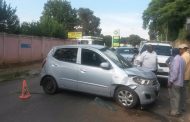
[
  {"left": 134, "top": 42, "right": 172, "bottom": 79},
  {"left": 77, "top": 36, "right": 104, "bottom": 45}
]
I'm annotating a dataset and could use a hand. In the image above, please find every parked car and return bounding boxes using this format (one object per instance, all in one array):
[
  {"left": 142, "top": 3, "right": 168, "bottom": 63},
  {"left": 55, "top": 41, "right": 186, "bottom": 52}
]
[
  {"left": 134, "top": 42, "right": 172, "bottom": 79},
  {"left": 40, "top": 45, "right": 160, "bottom": 108},
  {"left": 116, "top": 47, "right": 138, "bottom": 62}
]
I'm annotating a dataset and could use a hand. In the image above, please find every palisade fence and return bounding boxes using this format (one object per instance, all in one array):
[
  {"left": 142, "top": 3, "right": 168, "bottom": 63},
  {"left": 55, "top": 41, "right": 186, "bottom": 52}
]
[{"left": 0, "top": 33, "right": 77, "bottom": 65}]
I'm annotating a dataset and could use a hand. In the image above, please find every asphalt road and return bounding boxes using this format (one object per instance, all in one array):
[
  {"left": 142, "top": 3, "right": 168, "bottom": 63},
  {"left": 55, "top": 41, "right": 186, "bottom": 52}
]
[{"left": 0, "top": 77, "right": 189, "bottom": 122}]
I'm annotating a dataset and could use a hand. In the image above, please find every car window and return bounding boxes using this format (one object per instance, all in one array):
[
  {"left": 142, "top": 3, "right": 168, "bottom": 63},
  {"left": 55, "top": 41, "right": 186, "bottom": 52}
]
[
  {"left": 140, "top": 44, "right": 172, "bottom": 56},
  {"left": 80, "top": 40, "right": 89, "bottom": 44},
  {"left": 101, "top": 48, "right": 132, "bottom": 68},
  {"left": 92, "top": 40, "right": 105, "bottom": 45},
  {"left": 53, "top": 48, "right": 78, "bottom": 63},
  {"left": 81, "top": 49, "right": 106, "bottom": 67},
  {"left": 117, "top": 48, "right": 134, "bottom": 54}
]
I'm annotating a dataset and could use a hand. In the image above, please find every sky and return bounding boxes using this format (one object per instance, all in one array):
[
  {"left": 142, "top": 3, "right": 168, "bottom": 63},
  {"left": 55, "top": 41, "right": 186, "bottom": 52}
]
[{"left": 6, "top": 0, "right": 151, "bottom": 39}]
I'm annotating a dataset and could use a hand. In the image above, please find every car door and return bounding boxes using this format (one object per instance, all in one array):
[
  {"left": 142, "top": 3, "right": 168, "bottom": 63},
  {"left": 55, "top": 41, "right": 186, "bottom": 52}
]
[
  {"left": 77, "top": 48, "right": 113, "bottom": 96},
  {"left": 51, "top": 47, "right": 79, "bottom": 90}
]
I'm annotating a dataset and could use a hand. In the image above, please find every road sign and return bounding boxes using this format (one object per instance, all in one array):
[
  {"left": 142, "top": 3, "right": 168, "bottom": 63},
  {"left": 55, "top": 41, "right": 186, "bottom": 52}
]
[
  {"left": 68, "top": 32, "right": 82, "bottom": 39},
  {"left": 112, "top": 36, "right": 120, "bottom": 47},
  {"left": 113, "top": 30, "right": 120, "bottom": 36}
]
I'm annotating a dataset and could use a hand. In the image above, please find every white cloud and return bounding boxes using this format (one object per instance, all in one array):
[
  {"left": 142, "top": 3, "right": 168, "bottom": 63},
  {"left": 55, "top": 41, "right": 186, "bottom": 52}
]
[{"left": 98, "top": 12, "right": 149, "bottom": 39}]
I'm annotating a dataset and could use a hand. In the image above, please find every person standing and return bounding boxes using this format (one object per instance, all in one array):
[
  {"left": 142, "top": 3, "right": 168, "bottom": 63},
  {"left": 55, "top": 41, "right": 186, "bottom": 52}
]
[
  {"left": 139, "top": 44, "right": 157, "bottom": 74},
  {"left": 178, "top": 44, "right": 190, "bottom": 112},
  {"left": 168, "top": 48, "right": 185, "bottom": 116}
]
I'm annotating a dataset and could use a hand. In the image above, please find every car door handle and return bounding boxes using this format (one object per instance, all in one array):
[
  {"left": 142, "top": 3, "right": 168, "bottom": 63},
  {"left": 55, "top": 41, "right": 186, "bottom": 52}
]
[{"left": 80, "top": 69, "right": 87, "bottom": 73}]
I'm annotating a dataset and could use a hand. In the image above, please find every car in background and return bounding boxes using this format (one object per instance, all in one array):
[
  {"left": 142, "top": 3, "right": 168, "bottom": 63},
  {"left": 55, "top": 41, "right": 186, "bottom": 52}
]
[
  {"left": 116, "top": 47, "right": 138, "bottom": 62},
  {"left": 134, "top": 42, "right": 172, "bottom": 79},
  {"left": 41, "top": 45, "right": 160, "bottom": 108}
]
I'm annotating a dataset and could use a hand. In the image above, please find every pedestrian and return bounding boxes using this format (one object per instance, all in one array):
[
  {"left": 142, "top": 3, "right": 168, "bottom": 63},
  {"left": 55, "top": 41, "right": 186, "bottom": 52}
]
[
  {"left": 168, "top": 48, "right": 185, "bottom": 117},
  {"left": 178, "top": 44, "right": 190, "bottom": 112},
  {"left": 139, "top": 44, "right": 157, "bottom": 74}
]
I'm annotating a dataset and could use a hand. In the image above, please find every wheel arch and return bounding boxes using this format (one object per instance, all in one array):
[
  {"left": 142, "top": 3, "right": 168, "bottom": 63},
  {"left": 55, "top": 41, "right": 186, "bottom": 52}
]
[
  {"left": 113, "top": 85, "right": 140, "bottom": 108},
  {"left": 110, "top": 84, "right": 130, "bottom": 97},
  {"left": 111, "top": 84, "right": 140, "bottom": 102}
]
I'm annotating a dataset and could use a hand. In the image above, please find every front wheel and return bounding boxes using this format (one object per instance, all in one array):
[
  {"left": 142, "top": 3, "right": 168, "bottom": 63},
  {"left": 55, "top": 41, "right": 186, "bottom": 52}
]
[
  {"left": 115, "top": 86, "right": 139, "bottom": 108},
  {"left": 42, "top": 77, "right": 58, "bottom": 94}
]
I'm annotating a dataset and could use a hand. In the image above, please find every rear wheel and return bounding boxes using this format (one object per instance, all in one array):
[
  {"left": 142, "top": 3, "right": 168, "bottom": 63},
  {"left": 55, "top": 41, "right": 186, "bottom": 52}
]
[
  {"left": 42, "top": 77, "right": 58, "bottom": 94},
  {"left": 115, "top": 86, "right": 139, "bottom": 108}
]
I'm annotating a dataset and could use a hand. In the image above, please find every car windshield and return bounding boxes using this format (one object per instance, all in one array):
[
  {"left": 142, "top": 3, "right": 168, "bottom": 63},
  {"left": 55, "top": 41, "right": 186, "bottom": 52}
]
[
  {"left": 116, "top": 48, "right": 134, "bottom": 54},
  {"left": 140, "top": 44, "right": 172, "bottom": 56},
  {"left": 100, "top": 48, "right": 132, "bottom": 69}
]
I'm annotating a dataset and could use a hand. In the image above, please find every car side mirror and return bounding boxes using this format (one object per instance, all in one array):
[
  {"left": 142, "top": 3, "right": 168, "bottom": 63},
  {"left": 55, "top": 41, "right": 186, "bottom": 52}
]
[{"left": 100, "top": 62, "right": 111, "bottom": 70}]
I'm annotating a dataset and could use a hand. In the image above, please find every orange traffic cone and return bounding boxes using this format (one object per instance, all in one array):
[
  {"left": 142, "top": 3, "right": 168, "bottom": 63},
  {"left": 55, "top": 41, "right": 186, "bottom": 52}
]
[{"left": 19, "top": 80, "right": 31, "bottom": 100}]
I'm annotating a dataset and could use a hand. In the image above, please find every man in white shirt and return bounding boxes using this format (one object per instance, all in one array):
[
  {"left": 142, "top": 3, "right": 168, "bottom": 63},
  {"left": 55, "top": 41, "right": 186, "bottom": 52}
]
[{"left": 139, "top": 44, "right": 158, "bottom": 73}]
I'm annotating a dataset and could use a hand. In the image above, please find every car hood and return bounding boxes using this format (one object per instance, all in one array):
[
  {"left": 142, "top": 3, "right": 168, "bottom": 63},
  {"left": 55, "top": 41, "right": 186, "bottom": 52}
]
[
  {"left": 124, "top": 67, "right": 156, "bottom": 79},
  {"left": 157, "top": 55, "right": 170, "bottom": 63}
]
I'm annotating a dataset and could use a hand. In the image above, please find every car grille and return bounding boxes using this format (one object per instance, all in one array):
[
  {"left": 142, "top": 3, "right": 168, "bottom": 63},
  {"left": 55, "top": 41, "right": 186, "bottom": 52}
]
[
  {"left": 158, "top": 63, "right": 168, "bottom": 67},
  {"left": 157, "top": 72, "right": 169, "bottom": 76}
]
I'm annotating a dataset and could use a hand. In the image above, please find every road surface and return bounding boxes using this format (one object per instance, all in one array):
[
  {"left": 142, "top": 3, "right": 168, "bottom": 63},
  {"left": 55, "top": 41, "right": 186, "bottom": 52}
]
[{"left": 0, "top": 77, "right": 189, "bottom": 122}]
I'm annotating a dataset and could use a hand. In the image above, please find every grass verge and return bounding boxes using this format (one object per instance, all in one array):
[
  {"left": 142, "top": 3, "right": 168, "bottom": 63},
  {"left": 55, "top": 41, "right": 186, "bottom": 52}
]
[{"left": 0, "top": 70, "right": 30, "bottom": 82}]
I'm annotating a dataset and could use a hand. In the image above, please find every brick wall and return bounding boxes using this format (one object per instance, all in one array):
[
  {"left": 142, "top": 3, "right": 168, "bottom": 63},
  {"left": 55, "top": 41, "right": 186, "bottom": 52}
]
[{"left": 0, "top": 33, "right": 77, "bottom": 65}]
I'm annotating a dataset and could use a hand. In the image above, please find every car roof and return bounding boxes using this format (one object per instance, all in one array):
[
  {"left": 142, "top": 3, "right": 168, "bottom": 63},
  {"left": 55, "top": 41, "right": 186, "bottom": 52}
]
[
  {"left": 144, "top": 42, "right": 171, "bottom": 46},
  {"left": 53, "top": 44, "right": 106, "bottom": 50},
  {"left": 117, "top": 46, "right": 134, "bottom": 49}
]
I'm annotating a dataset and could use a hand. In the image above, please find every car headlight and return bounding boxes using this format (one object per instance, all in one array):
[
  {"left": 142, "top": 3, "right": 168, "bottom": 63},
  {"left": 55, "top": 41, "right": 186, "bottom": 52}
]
[{"left": 133, "top": 76, "right": 153, "bottom": 85}]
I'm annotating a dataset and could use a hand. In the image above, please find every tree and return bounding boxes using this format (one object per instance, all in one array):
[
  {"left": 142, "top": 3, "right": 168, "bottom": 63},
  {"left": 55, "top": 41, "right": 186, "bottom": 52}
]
[
  {"left": 41, "top": 0, "right": 78, "bottom": 38},
  {"left": 127, "top": 35, "right": 145, "bottom": 47},
  {"left": 102, "top": 35, "right": 112, "bottom": 47},
  {"left": 20, "top": 22, "right": 41, "bottom": 36},
  {"left": 40, "top": 16, "right": 65, "bottom": 38},
  {"left": 77, "top": 8, "right": 101, "bottom": 36},
  {"left": 0, "top": 0, "right": 19, "bottom": 34},
  {"left": 143, "top": 0, "right": 190, "bottom": 41}
]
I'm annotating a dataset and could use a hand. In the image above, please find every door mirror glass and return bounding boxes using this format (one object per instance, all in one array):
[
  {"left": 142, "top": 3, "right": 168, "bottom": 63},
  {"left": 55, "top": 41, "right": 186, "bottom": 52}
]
[{"left": 100, "top": 62, "right": 111, "bottom": 70}]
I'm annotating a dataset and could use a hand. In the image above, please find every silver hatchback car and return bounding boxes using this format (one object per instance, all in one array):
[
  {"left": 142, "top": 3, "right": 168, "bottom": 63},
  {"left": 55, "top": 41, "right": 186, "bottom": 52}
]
[{"left": 40, "top": 45, "right": 160, "bottom": 108}]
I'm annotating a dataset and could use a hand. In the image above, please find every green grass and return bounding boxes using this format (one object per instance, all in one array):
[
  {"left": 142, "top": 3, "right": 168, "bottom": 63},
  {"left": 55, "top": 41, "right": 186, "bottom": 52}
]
[{"left": 0, "top": 70, "right": 30, "bottom": 82}]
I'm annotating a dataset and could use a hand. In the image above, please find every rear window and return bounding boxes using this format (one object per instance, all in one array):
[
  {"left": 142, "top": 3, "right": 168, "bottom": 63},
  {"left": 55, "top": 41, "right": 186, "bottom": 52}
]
[
  {"left": 53, "top": 48, "right": 78, "bottom": 63},
  {"left": 140, "top": 44, "right": 172, "bottom": 56}
]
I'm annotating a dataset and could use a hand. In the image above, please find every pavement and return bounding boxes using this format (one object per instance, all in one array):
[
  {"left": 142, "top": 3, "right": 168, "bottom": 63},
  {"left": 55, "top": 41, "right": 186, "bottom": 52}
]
[{"left": 0, "top": 62, "right": 41, "bottom": 82}]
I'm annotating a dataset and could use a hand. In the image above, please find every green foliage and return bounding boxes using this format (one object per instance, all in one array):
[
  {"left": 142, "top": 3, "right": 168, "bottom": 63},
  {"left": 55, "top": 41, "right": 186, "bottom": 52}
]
[
  {"left": 20, "top": 22, "right": 41, "bottom": 36},
  {"left": 39, "top": 0, "right": 78, "bottom": 38},
  {"left": 77, "top": 8, "right": 101, "bottom": 36},
  {"left": 40, "top": 16, "right": 66, "bottom": 38},
  {"left": 18, "top": 0, "right": 102, "bottom": 39},
  {"left": 143, "top": 0, "right": 190, "bottom": 41},
  {"left": 127, "top": 35, "right": 145, "bottom": 47},
  {"left": 178, "top": 27, "right": 190, "bottom": 41},
  {"left": 0, "top": 0, "right": 19, "bottom": 34},
  {"left": 102, "top": 35, "right": 112, "bottom": 47}
]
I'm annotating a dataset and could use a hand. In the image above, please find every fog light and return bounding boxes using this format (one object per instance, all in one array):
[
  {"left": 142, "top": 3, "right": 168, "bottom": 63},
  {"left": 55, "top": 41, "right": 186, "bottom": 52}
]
[{"left": 145, "top": 94, "right": 151, "bottom": 99}]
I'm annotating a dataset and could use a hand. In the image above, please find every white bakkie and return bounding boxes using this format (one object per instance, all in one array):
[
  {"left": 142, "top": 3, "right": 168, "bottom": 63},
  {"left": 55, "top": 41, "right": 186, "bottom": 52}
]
[{"left": 134, "top": 42, "right": 172, "bottom": 79}]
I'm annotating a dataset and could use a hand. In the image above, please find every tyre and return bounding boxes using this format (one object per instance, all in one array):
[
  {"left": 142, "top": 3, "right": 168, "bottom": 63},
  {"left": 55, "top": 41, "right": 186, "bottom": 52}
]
[
  {"left": 115, "top": 86, "right": 139, "bottom": 108},
  {"left": 42, "top": 77, "right": 58, "bottom": 94}
]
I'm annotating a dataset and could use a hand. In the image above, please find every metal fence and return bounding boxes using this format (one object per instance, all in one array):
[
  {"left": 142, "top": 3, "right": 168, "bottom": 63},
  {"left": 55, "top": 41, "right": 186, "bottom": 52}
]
[{"left": 0, "top": 33, "right": 76, "bottom": 65}]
